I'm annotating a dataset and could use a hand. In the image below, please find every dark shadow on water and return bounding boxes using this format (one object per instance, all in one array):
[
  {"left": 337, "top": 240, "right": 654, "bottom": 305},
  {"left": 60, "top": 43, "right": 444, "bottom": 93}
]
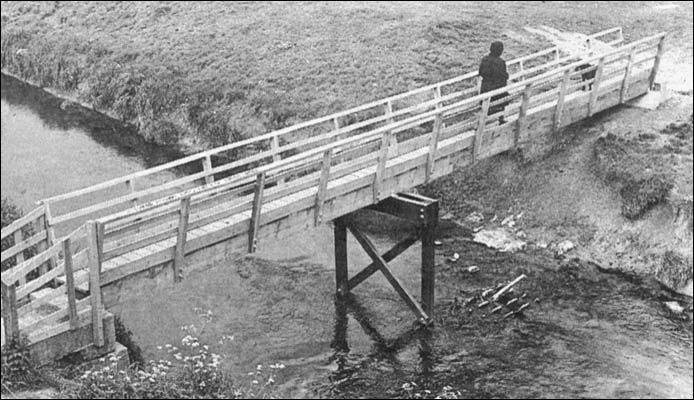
[
  {"left": 330, "top": 293, "right": 436, "bottom": 380},
  {"left": 1, "top": 73, "right": 193, "bottom": 172}
]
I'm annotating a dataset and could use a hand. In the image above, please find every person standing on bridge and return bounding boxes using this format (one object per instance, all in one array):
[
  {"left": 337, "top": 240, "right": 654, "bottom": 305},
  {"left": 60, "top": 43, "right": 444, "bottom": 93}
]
[{"left": 479, "top": 41, "right": 510, "bottom": 124}]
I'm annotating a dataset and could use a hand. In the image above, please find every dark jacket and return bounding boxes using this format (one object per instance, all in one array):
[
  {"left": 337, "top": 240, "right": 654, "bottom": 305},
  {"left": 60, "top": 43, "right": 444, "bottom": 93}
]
[{"left": 479, "top": 54, "right": 509, "bottom": 93}]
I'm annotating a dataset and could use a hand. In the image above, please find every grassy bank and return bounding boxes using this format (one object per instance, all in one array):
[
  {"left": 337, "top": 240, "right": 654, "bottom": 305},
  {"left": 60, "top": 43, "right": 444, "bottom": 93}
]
[{"left": 2, "top": 1, "right": 691, "bottom": 152}]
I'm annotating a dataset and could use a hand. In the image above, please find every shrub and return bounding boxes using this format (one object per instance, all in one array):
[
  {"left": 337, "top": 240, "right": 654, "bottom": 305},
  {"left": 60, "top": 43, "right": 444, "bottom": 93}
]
[
  {"left": 1, "top": 336, "right": 40, "bottom": 393},
  {"left": 63, "top": 309, "right": 280, "bottom": 399}
]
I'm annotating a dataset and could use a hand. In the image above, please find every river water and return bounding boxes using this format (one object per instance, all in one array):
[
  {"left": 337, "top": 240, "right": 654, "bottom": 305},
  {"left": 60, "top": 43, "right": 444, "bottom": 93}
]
[
  {"left": 1, "top": 74, "right": 692, "bottom": 398},
  {"left": 1, "top": 73, "right": 185, "bottom": 215}
]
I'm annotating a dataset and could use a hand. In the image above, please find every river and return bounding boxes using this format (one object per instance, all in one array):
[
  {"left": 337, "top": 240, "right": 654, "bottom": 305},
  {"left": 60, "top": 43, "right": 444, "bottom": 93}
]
[
  {"left": 1, "top": 74, "right": 692, "bottom": 399},
  {"left": 1, "top": 73, "right": 185, "bottom": 214}
]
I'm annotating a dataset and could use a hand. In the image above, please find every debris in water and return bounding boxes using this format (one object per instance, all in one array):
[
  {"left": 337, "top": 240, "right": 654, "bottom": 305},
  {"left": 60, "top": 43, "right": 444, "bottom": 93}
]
[
  {"left": 492, "top": 274, "right": 527, "bottom": 302},
  {"left": 435, "top": 240, "right": 443, "bottom": 246},
  {"left": 467, "top": 265, "right": 480, "bottom": 273},
  {"left": 473, "top": 228, "right": 527, "bottom": 252},
  {"left": 490, "top": 214, "right": 498, "bottom": 223},
  {"left": 448, "top": 253, "right": 460, "bottom": 262},
  {"left": 664, "top": 301, "right": 685, "bottom": 313},
  {"left": 465, "top": 211, "right": 485, "bottom": 224},
  {"left": 521, "top": 292, "right": 528, "bottom": 299},
  {"left": 534, "top": 298, "right": 541, "bottom": 303},
  {"left": 555, "top": 240, "right": 575, "bottom": 256}
]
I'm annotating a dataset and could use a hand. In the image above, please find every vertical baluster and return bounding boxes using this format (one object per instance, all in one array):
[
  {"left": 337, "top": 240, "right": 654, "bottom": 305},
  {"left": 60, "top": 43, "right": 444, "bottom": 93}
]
[
  {"left": 174, "top": 196, "right": 191, "bottom": 283},
  {"left": 620, "top": 48, "right": 637, "bottom": 104},
  {"left": 13, "top": 230, "right": 25, "bottom": 287},
  {"left": 648, "top": 36, "right": 666, "bottom": 90},
  {"left": 248, "top": 172, "right": 266, "bottom": 253},
  {"left": 202, "top": 155, "right": 214, "bottom": 185},
  {"left": 314, "top": 149, "right": 333, "bottom": 226},
  {"left": 474, "top": 97, "right": 491, "bottom": 161},
  {"left": 87, "top": 221, "right": 104, "bottom": 347},
  {"left": 126, "top": 179, "right": 138, "bottom": 206},
  {"left": 553, "top": 69, "right": 572, "bottom": 132},
  {"left": 1, "top": 282, "right": 19, "bottom": 343},
  {"left": 62, "top": 237, "right": 78, "bottom": 330},
  {"left": 588, "top": 57, "right": 605, "bottom": 117},
  {"left": 515, "top": 83, "right": 533, "bottom": 147},
  {"left": 426, "top": 86, "right": 443, "bottom": 183}
]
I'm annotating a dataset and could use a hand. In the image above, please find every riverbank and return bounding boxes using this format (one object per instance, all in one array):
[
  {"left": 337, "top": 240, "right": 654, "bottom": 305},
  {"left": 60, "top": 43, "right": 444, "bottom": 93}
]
[{"left": 1, "top": 2, "right": 692, "bottom": 152}]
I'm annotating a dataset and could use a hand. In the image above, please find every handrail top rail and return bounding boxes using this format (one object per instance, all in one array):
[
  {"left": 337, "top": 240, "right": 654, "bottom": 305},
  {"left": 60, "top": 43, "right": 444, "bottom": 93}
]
[
  {"left": 0, "top": 204, "right": 46, "bottom": 241},
  {"left": 37, "top": 26, "right": 627, "bottom": 207},
  {"left": 257, "top": 31, "right": 665, "bottom": 175},
  {"left": 85, "top": 29, "right": 664, "bottom": 225}
]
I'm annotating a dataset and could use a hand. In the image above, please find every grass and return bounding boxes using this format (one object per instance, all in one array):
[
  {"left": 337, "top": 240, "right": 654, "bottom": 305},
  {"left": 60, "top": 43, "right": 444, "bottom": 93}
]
[
  {"left": 1, "top": 2, "right": 692, "bottom": 151},
  {"left": 593, "top": 133, "right": 676, "bottom": 220}
]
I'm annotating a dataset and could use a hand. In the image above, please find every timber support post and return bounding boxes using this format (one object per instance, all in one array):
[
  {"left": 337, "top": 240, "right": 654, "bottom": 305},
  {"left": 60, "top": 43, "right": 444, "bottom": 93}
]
[{"left": 333, "top": 192, "right": 439, "bottom": 325}]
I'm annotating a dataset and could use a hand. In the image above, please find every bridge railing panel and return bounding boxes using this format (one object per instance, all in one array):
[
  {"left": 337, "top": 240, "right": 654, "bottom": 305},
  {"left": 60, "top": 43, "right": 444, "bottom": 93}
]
[
  {"left": 37, "top": 27, "right": 626, "bottom": 239},
  {"left": 29, "top": 30, "right": 662, "bottom": 300},
  {"left": 1, "top": 223, "right": 93, "bottom": 345}
]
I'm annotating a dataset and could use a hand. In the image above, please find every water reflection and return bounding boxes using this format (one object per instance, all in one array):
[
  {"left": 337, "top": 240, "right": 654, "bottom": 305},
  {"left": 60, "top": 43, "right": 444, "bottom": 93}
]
[
  {"left": 1, "top": 73, "right": 185, "bottom": 168},
  {"left": 331, "top": 293, "right": 435, "bottom": 380}
]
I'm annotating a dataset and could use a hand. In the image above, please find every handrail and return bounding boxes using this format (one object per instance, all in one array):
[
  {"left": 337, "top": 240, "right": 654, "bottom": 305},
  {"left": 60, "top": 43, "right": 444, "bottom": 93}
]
[
  {"left": 0, "top": 204, "right": 45, "bottom": 240},
  {"left": 38, "top": 27, "right": 626, "bottom": 212},
  {"left": 93, "top": 30, "right": 661, "bottom": 228}
]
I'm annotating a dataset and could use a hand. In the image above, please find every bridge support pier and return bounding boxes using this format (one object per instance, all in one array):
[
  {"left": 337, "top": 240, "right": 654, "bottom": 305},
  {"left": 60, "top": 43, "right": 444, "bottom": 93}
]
[{"left": 333, "top": 192, "right": 438, "bottom": 325}]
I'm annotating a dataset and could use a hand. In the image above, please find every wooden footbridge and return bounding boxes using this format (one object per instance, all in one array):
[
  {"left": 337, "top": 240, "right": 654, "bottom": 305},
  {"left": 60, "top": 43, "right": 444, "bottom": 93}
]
[{"left": 1, "top": 28, "right": 666, "bottom": 365}]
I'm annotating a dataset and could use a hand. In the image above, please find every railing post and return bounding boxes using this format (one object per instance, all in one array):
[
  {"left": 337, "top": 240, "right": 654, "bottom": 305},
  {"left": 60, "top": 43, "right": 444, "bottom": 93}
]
[
  {"left": 13, "top": 230, "right": 25, "bottom": 287},
  {"left": 473, "top": 97, "right": 491, "bottom": 161},
  {"left": 62, "top": 237, "right": 78, "bottom": 330},
  {"left": 620, "top": 47, "right": 637, "bottom": 104},
  {"left": 515, "top": 83, "right": 533, "bottom": 147},
  {"left": 588, "top": 57, "right": 605, "bottom": 117},
  {"left": 269, "top": 136, "right": 284, "bottom": 185},
  {"left": 1, "top": 282, "right": 19, "bottom": 343},
  {"left": 384, "top": 100, "right": 398, "bottom": 154},
  {"left": 202, "top": 155, "right": 214, "bottom": 185},
  {"left": 86, "top": 221, "right": 104, "bottom": 347},
  {"left": 426, "top": 86, "right": 443, "bottom": 183},
  {"left": 126, "top": 179, "right": 138, "bottom": 206},
  {"left": 35, "top": 204, "right": 55, "bottom": 277},
  {"left": 173, "top": 196, "right": 191, "bottom": 283},
  {"left": 648, "top": 36, "right": 666, "bottom": 90},
  {"left": 248, "top": 172, "right": 266, "bottom": 253},
  {"left": 553, "top": 69, "right": 572, "bottom": 132},
  {"left": 373, "top": 131, "right": 391, "bottom": 203},
  {"left": 333, "top": 117, "right": 340, "bottom": 131},
  {"left": 314, "top": 149, "right": 333, "bottom": 226}
]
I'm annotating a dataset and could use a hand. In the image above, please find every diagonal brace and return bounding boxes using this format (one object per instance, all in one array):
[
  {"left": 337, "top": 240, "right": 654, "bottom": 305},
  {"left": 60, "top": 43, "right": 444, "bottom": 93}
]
[
  {"left": 348, "top": 233, "right": 420, "bottom": 290},
  {"left": 346, "top": 222, "right": 430, "bottom": 322}
]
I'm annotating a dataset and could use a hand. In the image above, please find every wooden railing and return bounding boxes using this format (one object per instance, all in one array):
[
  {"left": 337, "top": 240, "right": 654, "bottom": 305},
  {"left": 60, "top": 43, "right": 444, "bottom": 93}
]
[
  {"left": 91, "top": 31, "right": 664, "bottom": 277},
  {"left": 1, "top": 27, "right": 667, "bottom": 351},
  {"left": 35, "top": 28, "right": 625, "bottom": 238},
  {"left": 1, "top": 204, "right": 53, "bottom": 287},
  {"left": 1, "top": 221, "right": 103, "bottom": 347}
]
